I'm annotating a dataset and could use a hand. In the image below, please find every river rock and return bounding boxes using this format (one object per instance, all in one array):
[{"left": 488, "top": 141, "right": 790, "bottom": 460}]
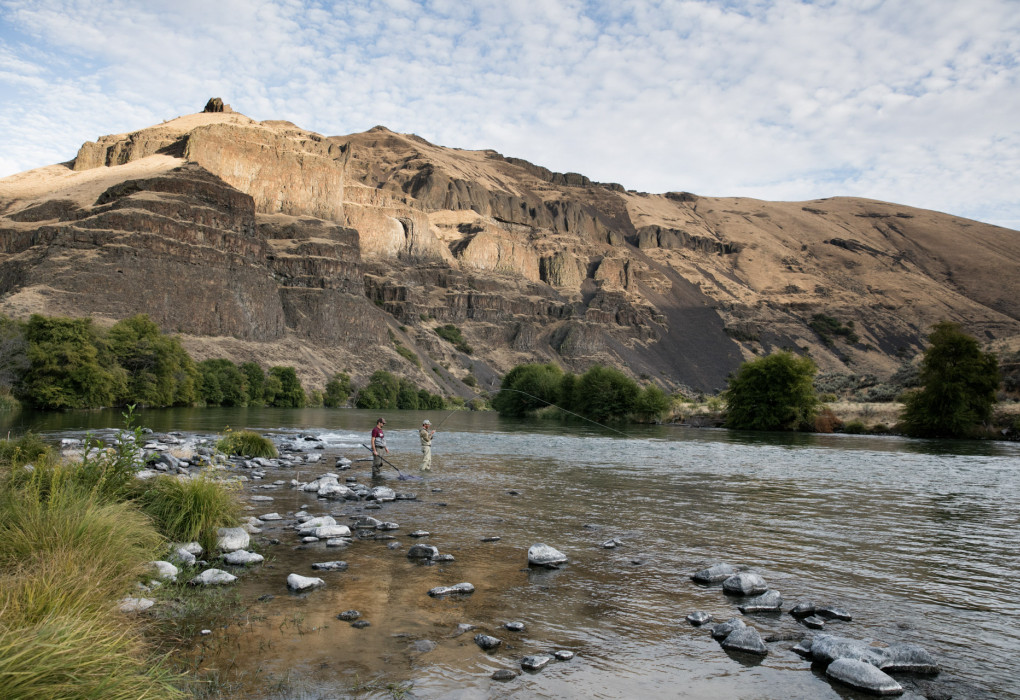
[
  {"left": 318, "top": 479, "right": 355, "bottom": 499},
  {"left": 311, "top": 561, "right": 348, "bottom": 571},
  {"left": 216, "top": 527, "right": 250, "bottom": 552},
  {"left": 505, "top": 621, "right": 525, "bottom": 631},
  {"left": 521, "top": 654, "right": 554, "bottom": 671},
  {"left": 691, "top": 563, "right": 737, "bottom": 583},
  {"left": 428, "top": 582, "right": 474, "bottom": 597},
  {"left": 223, "top": 550, "right": 264, "bottom": 565},
  {"left": 816, "top": 605, "right": 853, "bottom": 621},
  {"left": 337, "top": 610, "right": 360, "bottom": 621},
  {"left": 356, "top": 516, "right": 382, "bottom": 529},
  {"left": 179, "top": 542, "right": 203, "bottom": 555},
  {"left": 810, "top": 635, "right": 885, "bottom": 666},
  {"left": 119, "top": 597, "right": 155, "bottom": 613},
  {"left": 148, "top": 560, "right": 178, "bottom": 581},
  {"left": 326, "top": 538, "right": 352, "bottom": 547},
  {"left": 351, "top": 620, "right": 370, "bottom": 629},
  {"left": 555, "top": 650, "right": 575, "bottom": 660},
  {"left": 826, "top": 658, "right": 904, "bottom": 696},
  {"left": 301, "top": 536, "right": 319, "bottom": 543},
  {"left": 474, "top": 634, "right": 502, "bottom": 650},
  {"left": 250, "top": 495, "right": 274, "bottom": 502},
  {"left": 454, "top": 623, "right": 476, "bottom": 637},
  {"left": 408, "top": 544, "right": 439, "bottom": 559},
  {"left": 190, "top": 569, "right": 237, "bottom": 586},
  {"left": 738, "top": 590, "right": 783, "bottom": 613},
  {"left": 433, "top": 553, "right": 455, "bottom": 562},
  {"left": 720, "top": 626, "right": 768, "bottom": 656},
  {"left": 802, "top": 616, "right": 826, "bottom": 629},
  {"left": 711, "top": 617, "right": 746, "bottom": 640},
  {"left": 789, "top": 601, "right": 816, "bottom": 618},
  {"left": 378, "top": 522, "right": 400, "bottom": 531},
  {"left": 528, "top": 543, "right": 567, "bottom": 567},
  {"left": 287, "top": 573, "right": 325, "bottom": 592},
  {"left": 171, "top": 547, "right": 197, "bottom": 566},
  {"left": 311, "top": 525, "right": 352, "bottom": 539},
  {"left": 492, "top": 669, "right": 518, "bottom": 681},
  {"left": 792, "top": 637, "right": 815, "bottom": 657},
  {"left": 368, "top": 486, "right": 396, "bottom": 501},
  {"left": 686, "top": 611, "right": 712, "bottom": 626},
  {"left": 259, "top": 512, "right": 283, "bottom": 521},
  {"left": 602, "top": 538, "right": 623, "bottom": 549},
  {"left": 876, "top": 643, "right": 939, "bottom": 674},
  {"left": 722, "top": 573, "right": 767, "bottom": 596}
]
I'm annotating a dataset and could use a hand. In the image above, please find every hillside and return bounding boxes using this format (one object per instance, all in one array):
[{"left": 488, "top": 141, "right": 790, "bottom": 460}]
[{"left": 1, "top": 103, "right": 1018, "bottom": 396}]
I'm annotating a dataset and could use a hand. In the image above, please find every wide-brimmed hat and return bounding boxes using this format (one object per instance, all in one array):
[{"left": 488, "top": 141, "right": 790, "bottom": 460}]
[{"left": 423, "top": 419, "right": 431, "bottom": 425}]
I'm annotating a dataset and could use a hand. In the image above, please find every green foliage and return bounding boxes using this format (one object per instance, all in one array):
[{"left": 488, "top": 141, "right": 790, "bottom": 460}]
[
  {"left": 634, "top": 384, "right": 670, "bottom": 421},
  {"left": 418, "top": 388, "right": 445, "bottom": 410},
  {"left": 492, "top": 363, "right": 564, "bottom": 417},
  {"left": 197, "top": 358, "right": 248, "bottom": 406},
  {"left": 394, "top": 342, "right": 421, "bottom": 367},
  {"left": 268, "top": 366, "right": 305, "bottom": 408},
  {"left": 843, "top": 420, "right": 867, "bottom": 434},
  {"left": 0, "top": 432, "right": 51, "bottom": 470},
  {"left": 0, "top": 392, "right": 20, "bottom": 412},
  {"left": 136, "top": 475, "right": 241, "bottom": 554},
  {"left": 900, "top": 322, "right": 1000, "bottom": 438},
  {"left": 355, "top": 370, "right": 400, "bottom": 409},
  {"left": 724, "top": 351, "right": 819, "bottom": 431},
  {"left": 324, "top": 372, "right": 352, "bottom": 407},
  {"left": 809, "top": 313, "right": 859, "bottom": 345},
  {"left": 462, "top": 373, "right": 478, "bottom": 388},
  {"left": 435, "top": 324, "right": 473, "bottom": 354},
  {"left": 240, "top": 362, "right": 267, "bottom": 406},
  {"left": 571, "top": 365, "right": 640, "bottom": 423},
  {"left": 307, "top": 389, "right": 324, "bottom": 407},
  {"left": 216, "top": 430, "right": 278, "bottom": 458},
  {"left": 18, "top": 315, "right": 126, "bottom": 409},
  {"left": 397, "top": 380, "right": 421, "bottom": 409},
  {"left": 0, "top": 315, "right": 28, "bottom": 394},
  {"left": 107, "top": 314, "right": 197, "bottom": 407}
]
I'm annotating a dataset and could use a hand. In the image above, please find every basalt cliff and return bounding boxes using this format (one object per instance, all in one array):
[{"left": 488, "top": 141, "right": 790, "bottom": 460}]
[{"left": 1, "top": 105, "right": 1018, "bottom": 396}]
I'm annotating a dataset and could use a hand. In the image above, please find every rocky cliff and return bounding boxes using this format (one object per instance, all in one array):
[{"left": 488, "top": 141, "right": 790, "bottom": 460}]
[{"left": 2, "top": 105, "right": 1018, "bottom": 396}]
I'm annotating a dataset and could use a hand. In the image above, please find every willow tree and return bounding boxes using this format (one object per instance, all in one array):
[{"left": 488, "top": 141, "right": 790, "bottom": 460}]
[{"left": 724, "top": 351, "right": 818, "bottom": 431}]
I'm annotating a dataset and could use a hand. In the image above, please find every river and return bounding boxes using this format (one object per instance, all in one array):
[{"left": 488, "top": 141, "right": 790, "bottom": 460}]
[{"left": 5, "top": 407, "right": 1020, "bottom": 699}]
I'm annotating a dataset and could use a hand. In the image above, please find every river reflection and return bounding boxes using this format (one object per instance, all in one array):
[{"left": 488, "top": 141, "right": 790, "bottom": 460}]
[{"left": 7, "top": 407, "right": 1020, "bottom": 699}]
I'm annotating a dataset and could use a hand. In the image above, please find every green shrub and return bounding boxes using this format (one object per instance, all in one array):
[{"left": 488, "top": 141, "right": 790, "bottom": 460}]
[
  {"left": 0, "top": 432, "right": 51, "bottom": 469},
  {"left": 216, "top": 430, "right": 277, "bottom": 458},
  {"left": 356, "top": 370, "right": 400, "bottom": 409},
  {"left": 0, "top": 391, "right": 21, "bottom": 412},
  {"left": 107, "top": 315, "right": 197, "bottom": 407},
  {"left": 634, "top": 384, "right": 670, "bottom": 421},
  {"left": 240, "top": 361, "right": 267, "bottom": 406},
  {"left": 267, "top": 366, "right": 305, "bottom": 408},
  {"left": 395, "top": 343, "right": 421, "bottom": 367},
  {"left": 809, "top": 313, "right": 859, "bottom": 345},
  {"left": 725, "top": 351, "right": 819, "bottom": 431},
  {"left": 492, "top": 363, "right": 564, "bottom": 417},
  {"left": 324, "top": 372, "right": 352, "bottom": 407},
  {"left": 435, "top": 324, "right": 472, "bottom": 354},
  {"left": 572, "top": 366, "right": 640, "bottom": 423},
  {"left": 843, "top": 420, "right": 867, "bottom": 434},
  {"left": 197, "top": 358, "right": 247, "bottom": 406},
  {"left": 137, "top": 475, "right": 241, "bottom": 554},
  {"left": 463, "top": 373, "right": 478, "bottom": 388},
  {"left": 0, "top": 316, "right": 29, "bottom": 395}
]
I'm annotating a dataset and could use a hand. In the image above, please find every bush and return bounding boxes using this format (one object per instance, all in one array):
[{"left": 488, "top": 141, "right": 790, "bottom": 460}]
[
  {"left": 324, "top": 372, "right": 352, "bottom": 407},
  {"left": 0, "top": 315, "right": 28, "bottom": 395},
  {"left": 843, "top": 420, "right": 867, "bottom": 434},
  {"left": 809, "top": 313, "right": 859, "bottom": 345},
  {"left": 813, "top": 407, "right": 841, "bottom": 433},
  {"left": 197, "top": 358, "right": 247, "bottom": 407},
  {"left": 435, "top": 324, "right": 473, "bottom": 354},
  {"left": 107, "top": 314, "right": 197, "bottom": 407},
  {"left": 0, "top": 432, "right": 51, "bottom": 469},
  {"left": 267, "top": 366, "right": 305, "bottom": 408},
  {"left": 900, "top": 322, "right": 1000, "bottom": 438},
  {"left": 0, "top": 391, "right": 21, "bottom": 412},
  {"left": 633, "top": 384, "right": 670, "bottom": 421},
  {"left": 137, "top": 475, "right": 241, "bottom": 554},
  {"left": 395, "top": 343, "right": 421, "bottom": 367},
  {"left": 240, "top": 362, "right": 267, "bottom": 406},
  {"left": 356, "top": 370, "right": 400, "bottom": 409},
  {"left": 216, "top": 430, "right": 278, "bottom": 458},
  {"left": 572, "top": 366, "right": 640, "bottom": 423},
  {"left": 725, "top": 351, "right": 819, "bottom": 431},
  {"left": 492, "top": 363, "right": 564, "bottom": 417}
]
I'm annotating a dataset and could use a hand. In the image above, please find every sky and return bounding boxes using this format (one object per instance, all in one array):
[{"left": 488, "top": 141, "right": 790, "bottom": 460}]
[{"left": 1, "top": 0, "right": 1018, "bottom": 229}]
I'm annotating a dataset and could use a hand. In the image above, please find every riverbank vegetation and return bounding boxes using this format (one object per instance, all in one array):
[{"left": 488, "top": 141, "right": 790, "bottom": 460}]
[{"left": 0, "top": 413, "right": 244, "bottom": 698}]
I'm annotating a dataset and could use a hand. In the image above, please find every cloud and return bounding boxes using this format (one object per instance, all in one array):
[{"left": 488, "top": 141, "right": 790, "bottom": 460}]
[{"left": 0, "top": 0, "right": 1017, "bottom": 226}]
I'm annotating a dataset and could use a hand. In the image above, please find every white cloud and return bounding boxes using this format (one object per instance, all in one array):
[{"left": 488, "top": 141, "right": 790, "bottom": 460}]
[{"left": 0, "top": 0, "right": 1017, "bottom": 227}]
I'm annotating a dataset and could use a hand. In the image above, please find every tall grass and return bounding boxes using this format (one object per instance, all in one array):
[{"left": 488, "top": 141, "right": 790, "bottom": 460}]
[
  {"left": 215, "top": 430, "right": 277, "bottom": 458},
  {"left": 0, "top": 432, "right": 52, "bottom": 471},
  {"left": 137, "top": 475, "right": 241, "bottom": 553}
]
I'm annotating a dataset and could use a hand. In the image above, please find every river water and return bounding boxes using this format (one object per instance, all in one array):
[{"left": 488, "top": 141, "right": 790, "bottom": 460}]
[{"left": 5, "top": 407, "right": 1020, "bottom": 699}]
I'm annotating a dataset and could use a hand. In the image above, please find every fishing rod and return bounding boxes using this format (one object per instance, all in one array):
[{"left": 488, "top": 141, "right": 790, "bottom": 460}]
[
  {"left": 360, "top": 442, "right": 418, "bottom": 480},
  {"left": 498, "top": 388, "right": 635, "bottom": 438}
]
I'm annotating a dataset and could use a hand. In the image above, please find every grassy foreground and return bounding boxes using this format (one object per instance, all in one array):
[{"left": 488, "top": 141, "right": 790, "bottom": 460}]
[{"left": 0, "top": 430, "right": 241, "bottom": 699}]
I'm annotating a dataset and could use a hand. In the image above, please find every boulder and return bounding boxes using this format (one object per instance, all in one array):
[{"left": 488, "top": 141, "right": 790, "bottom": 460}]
[
  {"left": 810, "top": 635, "right": 885, "bottom": 666},
  {"left": 148, "top": 560, "right": 178, "bottom": 581},
  {"left": 720, "top": 626, "right": 768, "bottom": 656},
  {"left": 428, "top": 582, "right": 475, "bottom": 596},
  {"left": 287, "top": 573, "right": 325, "bottom": 592},
  {"left": 190, "top": 569, "right": 237, "bottom": 586},
  {"left": 407, "top": 544, "right": 439, "bottom": 560},
  {"left": 223, "top": 550, "right": 264, "bottom": 565},
  {"left": 876, "top": 643, "right": 939, "bottom": 674},
  {"left": 722, "top": 573, "right": 767, "bottom": 596},
  {"left": 528, "top": 543, "right": 567, "bottom": 567},
  {"left": 826, "top": 658, "right": 904, "bottom": 696},
  {"left": 691, "top": 563, "right": 737, "bottom": 583},
  {"left": 368, "top": 486, "right": 396, "bottom": 501},
  {"left": 474, "top": 634, "right": 502, "bottom": 650},
  {"left": 738, "top": 590, "right": 783, "bottom": 613},
  {"left": 216, "top": 527, "right": 250, "bottom": 553},
  {"left": 171, "top": 547, "right": 196, "bottom": 566}
]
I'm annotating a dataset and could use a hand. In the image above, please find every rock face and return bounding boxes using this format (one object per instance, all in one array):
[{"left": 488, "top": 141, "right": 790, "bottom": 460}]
[{"left": 3, "top": 105, "right": 1019, "bottom": 395}]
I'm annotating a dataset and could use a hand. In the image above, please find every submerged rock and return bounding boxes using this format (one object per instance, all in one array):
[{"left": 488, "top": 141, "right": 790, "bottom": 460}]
[
  {"left": 722, "top": 573, "right": 767, "bottom": 596},
  {"left": 521, "top": 654, "right": 554, "bottom": 671},
  {"left": 789, "top": 601, "right": 816, "bottom": 619},
  {"left": 428, "top": 582, "right": 474, "bottom": 597},
  {"left": 505, "top": 621, "right": 526, "bottom": 632},
  {"left": 287, "top": 573, "right": 325, "bottom": 592},
  {"left": 368, "top": 486, "right": 396, "bottom": 501},
  {"left": 691, "top": 563, "right": 737, "bottom": 583},
  {"left": 738, "top": 590, "right": 783, "bottom": 613},
  {"left": 336, "top": 610, "right": 360, "bottom": 621},
  {"left": 311, "top": 561, "right": 348, "bottom": 571},
  {"left": 816, "top": 605, "right": 853, "bottom": 621},
  {"left": 407, "top": 544, "right": 439, "bottom": 560},
  {"left": 554, "top": 650, "right": 575, "bottom": 660},
  {"left": 810, "top": 635, "right": 885, "bottom": 666},
  {"left": 876, "top": 643, "right": 940, "bottom": 674},
  {"left": 686, "top": 611, "right": 713, "bottom": 626},
  {"left": 826, "top": 658, "right": 904, "bottom": 696},
  {"left": 528, "top": 543, "right": 567, "bottom": 567},
  {"left": 802, "top": 615, "right": 826, "bottom": 630},
  {"left": 492, "top": 668, "right": 518, "bottom": 681},
  {"left": 474, "top": 634, "right": 502, "bottom": 651},
  {"left": 720, "top": 626, "right": 768, "bottom": 656},
  {"left": 711, "top": 618, "right": 746, "bottom": 640}
]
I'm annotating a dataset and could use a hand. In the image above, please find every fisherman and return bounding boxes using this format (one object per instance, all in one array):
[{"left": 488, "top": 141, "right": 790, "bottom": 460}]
[
  {"left": 419, "top": 419, "right": 436, "bottom": 471},
  {"left": 370, "top": 417, "right": 388, "bottom": 478}
]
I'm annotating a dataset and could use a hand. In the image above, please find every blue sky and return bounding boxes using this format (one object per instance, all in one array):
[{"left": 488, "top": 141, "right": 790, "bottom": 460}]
[{"left": 1, "top": 0, "right": 1018, "bottom": 228}]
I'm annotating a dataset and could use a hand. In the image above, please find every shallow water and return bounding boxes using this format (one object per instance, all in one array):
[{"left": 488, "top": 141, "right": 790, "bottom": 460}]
[{"left": 12, "top": 408, "right": 1020, "bottom": 698}]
